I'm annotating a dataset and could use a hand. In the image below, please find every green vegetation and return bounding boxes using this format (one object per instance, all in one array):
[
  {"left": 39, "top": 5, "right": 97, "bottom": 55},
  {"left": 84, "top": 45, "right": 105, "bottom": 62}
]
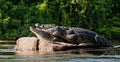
[{"left": 0, "top": 0, "right": 119, "bottom": 41}]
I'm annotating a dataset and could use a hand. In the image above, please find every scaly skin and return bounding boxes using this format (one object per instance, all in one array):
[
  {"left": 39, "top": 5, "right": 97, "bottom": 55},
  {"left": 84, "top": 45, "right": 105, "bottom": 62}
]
[{"left": 34, "top": 23, "right": 113, "bottom": 47}]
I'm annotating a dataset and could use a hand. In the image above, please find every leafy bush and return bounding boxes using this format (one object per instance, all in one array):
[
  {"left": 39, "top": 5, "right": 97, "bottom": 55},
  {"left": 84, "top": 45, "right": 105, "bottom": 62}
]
[{"left": 0, "top": 0, "right": 119, "bottom": 41}]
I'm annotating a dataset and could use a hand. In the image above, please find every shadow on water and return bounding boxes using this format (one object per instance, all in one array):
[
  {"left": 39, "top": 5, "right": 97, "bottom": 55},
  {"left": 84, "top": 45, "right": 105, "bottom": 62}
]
[{"left": 0, "top": 41, "right": 120, "bottom": 62}]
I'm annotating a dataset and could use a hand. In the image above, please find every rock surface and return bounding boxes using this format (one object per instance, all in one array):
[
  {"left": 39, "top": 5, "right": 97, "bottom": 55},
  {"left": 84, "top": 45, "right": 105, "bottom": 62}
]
[
  {"left": 14, "top": 36, "right": 95, "bottom": 54},
  {"left": 14, "top": 37, "right": 39, "bottom": 52}
]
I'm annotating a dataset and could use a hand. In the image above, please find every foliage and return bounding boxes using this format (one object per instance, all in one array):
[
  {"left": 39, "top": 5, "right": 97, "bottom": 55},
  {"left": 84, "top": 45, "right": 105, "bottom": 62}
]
[{"left": 0, "top": 0, "right": 119, "bottom": 41}]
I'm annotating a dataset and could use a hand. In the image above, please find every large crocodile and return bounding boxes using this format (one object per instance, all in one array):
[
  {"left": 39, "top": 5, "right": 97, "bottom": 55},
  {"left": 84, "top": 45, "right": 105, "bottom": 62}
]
[{"left": 34, "top": 23, "right": 113, "bottom": 47}]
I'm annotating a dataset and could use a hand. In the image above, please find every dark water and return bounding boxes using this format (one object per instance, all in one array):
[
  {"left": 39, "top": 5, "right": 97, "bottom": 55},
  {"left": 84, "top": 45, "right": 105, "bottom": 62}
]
[{"left": 0, "top": 41, "right": 120, "bottom": 62}]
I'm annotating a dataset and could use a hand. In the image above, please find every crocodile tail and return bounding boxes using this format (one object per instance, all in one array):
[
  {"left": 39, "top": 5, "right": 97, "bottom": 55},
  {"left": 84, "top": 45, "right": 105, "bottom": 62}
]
[{"left": 95, "top": 35, "right": 113, "bottom": 47}]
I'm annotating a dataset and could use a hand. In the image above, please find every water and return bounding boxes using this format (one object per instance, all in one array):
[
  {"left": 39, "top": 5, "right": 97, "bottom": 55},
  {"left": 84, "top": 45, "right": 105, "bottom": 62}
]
[{"left": 0, "top": 41, "right": 120, "bottom": 62}]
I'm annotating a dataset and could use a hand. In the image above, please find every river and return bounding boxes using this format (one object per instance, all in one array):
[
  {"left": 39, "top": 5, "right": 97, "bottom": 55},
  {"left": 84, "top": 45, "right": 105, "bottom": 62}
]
[{"left": 0, "top": 41, "right": 120, "bottom": 62}]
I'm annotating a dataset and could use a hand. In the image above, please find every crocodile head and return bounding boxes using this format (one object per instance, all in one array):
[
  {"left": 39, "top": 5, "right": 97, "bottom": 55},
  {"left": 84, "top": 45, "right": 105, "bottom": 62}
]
[
  {"left": 34, "top": 23, "right": 69, "bottom": 38},
  {"left": 30, "top": 27, "right": 67, "bottom": 42},
  {"left": 30, "top": 27, "right": 54, "bottom": 41}
]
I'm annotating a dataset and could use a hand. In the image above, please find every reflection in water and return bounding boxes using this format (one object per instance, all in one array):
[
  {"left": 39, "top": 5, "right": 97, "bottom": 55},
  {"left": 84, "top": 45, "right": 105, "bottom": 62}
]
[
  {"left": 15, "top": 47, "right": 120, "bottom": 56},
  {"left": 53, "top": 48, "right": 106, "bottom": 55},
  {"left": 0, "top": 41, "right": 120, "bottom": 62},
  {"left": 14, "top": 48, "right": 106, "bottom": 55},
  {"left": 15, "top": 51, "right": 39, "bottom": 55}
]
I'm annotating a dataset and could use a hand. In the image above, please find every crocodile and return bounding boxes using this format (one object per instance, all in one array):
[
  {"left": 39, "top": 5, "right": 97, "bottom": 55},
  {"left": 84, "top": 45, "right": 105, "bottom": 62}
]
[
  {"left": 30, "top": 27, "right": 94, "bottom": 52},
  {"left": 34, "top": 23, "right": 113, "bottom": 47}
]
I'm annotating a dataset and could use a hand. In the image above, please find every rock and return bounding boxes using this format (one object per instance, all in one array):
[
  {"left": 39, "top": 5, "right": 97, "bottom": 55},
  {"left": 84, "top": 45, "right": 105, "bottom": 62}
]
[{"left": 14, "top": 37, "right": 39, "bottom": 52}]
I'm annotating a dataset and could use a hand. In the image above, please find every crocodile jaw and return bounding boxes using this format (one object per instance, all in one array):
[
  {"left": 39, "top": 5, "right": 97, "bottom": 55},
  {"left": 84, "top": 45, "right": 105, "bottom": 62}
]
[
  {"left": 30, "top": 27, "right": 41, "bottom": 39},
  {"left": 30, "top": 27, "right": 53, "bottom": 42}
]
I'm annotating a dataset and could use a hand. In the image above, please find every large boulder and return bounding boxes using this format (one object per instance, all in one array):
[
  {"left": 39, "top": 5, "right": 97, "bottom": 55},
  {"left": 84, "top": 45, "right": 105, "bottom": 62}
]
[
  {"left": 14, "top": 37, "right": 39, "bottom": 53},
  {"left": 14, "top": 36, "right": 83, "bottom": 54},
  {"left": 14, "top": 36, "right": 106, "bottom": 55}
]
